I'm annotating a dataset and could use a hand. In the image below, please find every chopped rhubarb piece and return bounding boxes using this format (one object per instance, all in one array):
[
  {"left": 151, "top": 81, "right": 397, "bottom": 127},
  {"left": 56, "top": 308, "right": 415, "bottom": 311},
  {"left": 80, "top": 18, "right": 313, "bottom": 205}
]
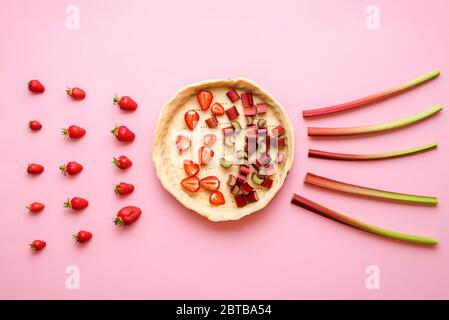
[
  {"left": 231, "top": 185, "right": 240, "bottom": 195},
  {"left": 240, "top": 182, "right": 254, "bottom": 195},
  {"left": 220, "top": 157, "right": 233, "bottom": 168},
  {"left": 237, "top": 173, "right": 247, "bottom": 185},
  {"left": 241, "top": 92, "right": 254, "bottom": 107},
  {"left": 230, "top": 120, "right": 242, "bottom": 133},
  {"left": 257, "top": 119, "right": 267, "bottom": 128},
  {"left": 226, "top": 88, "right": 240, "bottom": 102},
  {"left": 262, "top": 177, "right": 273, "bottom": 189},
  {"left": 271, "top": 125, "right": 284, "bottom": 136},
  {"left": 244, "top": 106, "right": 256, "bottom": 116},
  {"left": 245, "top": 190, "right": 259, "bottom": 203},
  {"left": 225, "top": 106, "right": 239, "bottom": 121},
  {"left": 235, "top": 194, "right": 247, "bottom": 208},
  {"left": 239, "top": 165, "right": 250, "bottom": 176},
  {"left": 246, "top": 116, "right": 254, "bottom": 125},
  {"left": 246, "top": 125, "right": 258, "bottom": 138},
  {"left": 227, "top": 174, "right": 237, "bottom": 187},
  {"left": 205, "top": 115, "right": 218, "bottom": 128},
  {"left": 258, "top": 153, "right": 271, "bottom": 166},
  {"left": 252, "top": 159, "right": 262, "bottom": 170},
  {"left": 258, "top": 164, "right": 276, "bottom": 176},
  {"left": 223, "top": 126, "right": 234, "bottom": 137},
  {"left": 257, "top": 128, "right": 268, "bottom": 138},
  {"left": 256, "top": 103, "right": 267, "bottom": 114},
  {"left": 278, "top": 136, "right": 287, "bottom": 148},
  {"left": 251, "top": 173, "right": 264, "bottom": 185}
]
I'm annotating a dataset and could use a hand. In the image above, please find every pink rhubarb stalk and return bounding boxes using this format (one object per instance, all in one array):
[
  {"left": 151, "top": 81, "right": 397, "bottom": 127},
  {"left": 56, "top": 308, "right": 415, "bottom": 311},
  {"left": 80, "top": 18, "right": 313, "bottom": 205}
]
[
  {"left": 308, "top": 143, "right": 437, "bottom": 161},
  {"left": 307, "top": 104, "right": 442, "bottom": 137},
  {"left": 304, "top": 172, "right": 438, "bottom": 205},
  {"left": 302, "top": 69, "right": 440, "bottom": 118},
  {"left": 291, "top": 194, "right": 438, "bottom": 245}
]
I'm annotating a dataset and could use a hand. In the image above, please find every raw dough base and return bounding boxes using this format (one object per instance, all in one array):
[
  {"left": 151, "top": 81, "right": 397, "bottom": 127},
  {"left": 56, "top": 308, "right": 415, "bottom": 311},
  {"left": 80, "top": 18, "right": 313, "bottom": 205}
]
[{"left": 153, "top": 78, "right": 295, "bottom": 222}]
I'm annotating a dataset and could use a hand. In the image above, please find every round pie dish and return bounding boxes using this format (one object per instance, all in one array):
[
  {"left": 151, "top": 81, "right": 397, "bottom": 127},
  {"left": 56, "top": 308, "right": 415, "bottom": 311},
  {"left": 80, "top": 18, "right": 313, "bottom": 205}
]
[{"left": 153, "top": 78, "right": 295, "bottom": 222}]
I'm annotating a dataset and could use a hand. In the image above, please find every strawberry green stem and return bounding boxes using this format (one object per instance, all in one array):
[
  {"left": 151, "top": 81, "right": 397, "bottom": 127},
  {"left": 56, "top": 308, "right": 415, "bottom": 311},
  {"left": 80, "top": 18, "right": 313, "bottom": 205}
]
[
  {"left": 305, "top": 172, "right": 438, "bottom": 205},
  {"left": 291, "top": 194, "right": 438, "bottom": 245},
  {"left": 113, "top": 95, "right": 120, "bottom": 105},
  {"left": 308, "top": 104, "right": 442, "bottom": 136},
  {"left": 302, "top": 69, "right": 440, "bottom": 118},
  {"left": 308, "top": 143, "right": 437, "bottom": 161}
]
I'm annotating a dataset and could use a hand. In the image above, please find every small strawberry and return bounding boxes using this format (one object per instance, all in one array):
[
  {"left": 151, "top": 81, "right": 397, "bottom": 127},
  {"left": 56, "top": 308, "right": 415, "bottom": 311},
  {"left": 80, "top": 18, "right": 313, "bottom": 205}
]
[
  {"left": 111, "top": 125, "right": 135, "bottom": 142},
  {"left": 73, "top": 231, "right": 92, "bottom": 243},
  {"left": 30, "top": 240, "right": 46, "bottom": 250},
  {"left": 27, "top": 163, "right": 44, "bottom": 175},
  {"left": 62, "top": 125, "right": 86, "bottom": 139},
  {"left": 181, "top": 176, "right": 200, "bottom": 192},
  {"left": 197, "top": 90, "right": 213, "bottom": 111},
  {"left": 200, "top": 176, "right": 220, "bottom": 191},
  {"left": 209, "top": 191, "right": 225, "bottom": 205},
  {"left": 198, "top": 146, "right": 214, "bottom": 165},
  {"left": 113, "top": 155, "right": 133, "bottom": 170},
  {"left": 211, "top": 102, "right": 225, "bottom": 116},
  {"left": 60, "top": 161, "right": 83, "bottom": 175},
  {"left": 203, "top": 134, "right": 217, "bottom": 147},
  {"left": 64, "top": 197, "right": 89, "bottom": 211},
  {"left": 115, "top": 182, "right": 134, "bottom": 195},
  {"left": 176, "top": 135, "right": 191, "bottom": 151},
  {"left": 184, "top": 110, "right": 199, "bottom": 130},
  {"left": 28, "top": 120, "right": 42, "bottom": 131},
  {"left": 114, "top": 206, "right": 142, "bottom": 226},
  {"left": 66, "top": 86, "right": 86, "bottom": 100},
  {"left": 28, "top": 80, "right": 45, "bottom": 93},
  {"left": 113, "top": 95, "right": 138, "bottom": 111},
  {"left": 27, "top": 202, "right": 45, "bottom": 213},
  {"left": 183, "top": 160, "right": 199, "bottom": 177}
]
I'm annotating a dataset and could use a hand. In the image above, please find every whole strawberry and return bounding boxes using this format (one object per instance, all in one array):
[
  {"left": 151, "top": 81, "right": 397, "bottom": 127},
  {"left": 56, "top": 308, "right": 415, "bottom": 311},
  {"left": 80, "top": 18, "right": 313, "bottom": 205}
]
[
  {"left": 111, "top": 125, "right": 135, "bottom": 142},
  {"left": 73, "top": 231, "right": 92, "bottom": 243},
  {"left": 115, "top": 182, "right": 135, "bottom": 195},
  {"left": 30, "top": 240, "right": 46, "bottom": 250},
  {"left": 27, "top": 202, "right": 45, "bottom": 213},
  {"left": 114, "top": 206, "right": 141, "bottom": 226},
  {"left": 66, "top": 86, "right": 86, "bottom": 100},
  {"left": 60, "top": 161, "right": 83, "bottom": 175},
  {"left": 112, "top": 155, "right": 132, "bottom": 170},
  {"left": 28, "top": 80, "right": 45, "bottom": 93},
  {"left": 62, "top": 125, "right": 86, "bottom": 139},
  {"left": 27, "top": 163, "right": 44, "bottom": 175},
  {"left": 64, "top": 197, "right": 89, "bottom": 211},
  {"left": 113, "top": 95, "right": 138, "bottom": 111},
  {"left": 28, "top": 120, "right": 42, "bottom": 131}
]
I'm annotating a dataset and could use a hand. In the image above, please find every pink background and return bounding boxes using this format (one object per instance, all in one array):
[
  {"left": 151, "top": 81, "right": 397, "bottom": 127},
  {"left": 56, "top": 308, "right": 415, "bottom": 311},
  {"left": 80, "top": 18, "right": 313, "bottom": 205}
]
[{"left": 1, "top": 0, "right": 448, "bottom": 299}]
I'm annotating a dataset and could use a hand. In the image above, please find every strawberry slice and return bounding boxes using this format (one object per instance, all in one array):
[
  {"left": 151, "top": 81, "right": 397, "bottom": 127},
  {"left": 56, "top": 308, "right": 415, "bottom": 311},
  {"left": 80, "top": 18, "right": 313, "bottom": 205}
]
[
  {"left": 197, "top": 90, "right": 213, "bottom": 111},
  {"left": 198, "top": 146, "right": 214, "bottom": 165},
  {"left": 181, "top": 176, "right": 200, "bottom": 192},
  {"left": 176, "top": 135, "right": 191, "bottom": 151},
  {"left": 183, "top": 160, "right": 200, "bottom": 177},
  {"left": 203, "top": 134, "right": 217, "bottom": 147},
  {"left": 184, "top": 110, "right": 199, "bottom": 130},
  {"left": 200, "top": 176, "right": 220, "bottom": 191},
  {"left": 211, "top": 102, "right": 225, "bottom": 116},
  {"left": 209, "top": 191, "right": 225, "bottom": 205}
]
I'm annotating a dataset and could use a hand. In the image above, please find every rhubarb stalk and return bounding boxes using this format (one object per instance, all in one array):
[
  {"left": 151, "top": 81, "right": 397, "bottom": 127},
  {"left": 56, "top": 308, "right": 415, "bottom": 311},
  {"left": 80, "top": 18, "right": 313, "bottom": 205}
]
[
  {"left": 302, "top": 69, "right": 440, "bottom": 118},
  {"left": 291, "top": 194, "right": 438, "bottom": 245},
  {"left": 304, "top": 172, "right": 438, "bottom": 205},
  {"left": 307, "top": 104, "right": 442, "bottom": 136}
]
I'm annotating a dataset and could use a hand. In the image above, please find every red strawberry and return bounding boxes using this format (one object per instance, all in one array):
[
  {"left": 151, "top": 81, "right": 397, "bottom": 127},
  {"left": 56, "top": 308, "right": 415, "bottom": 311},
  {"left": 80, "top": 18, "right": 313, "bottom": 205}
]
[
  {"left": 114, "top": 206, "right": 142, "bottom": 226},
  {"left": 113, "top": 95, "right": 138, "bottom": 111},
  {"left": 181, "top": 176, "right": 200, "bottom": 192},
  {"left": 198, "top": 146, "right": 214, "bottom": 165},
  {"left": 27, "top": 202, "right": 45, "bottom": 213},
  {"left": 209, "top": 191, "right": 225, "bottom": 205},
  {"left": 115, "top": 182, "right": 134, "bottom": 195},
  {"left": 62, "top": 125, "right": 86, "bottom": 139},
  {"left": 183, "top": 160, "right": 199, "bottom": 177},
  {"left": 200, "top": 176, "right": 220, "bottom": 191},
  {"left": 176, "top": 135, "right": 191, "bottom": 151},
  {"left": 30, "top": 240, "right": 46, "bottom": 250},
  {"left": 73, "top": 230, "right": 92, "bottom": 243},
  {"left": 66, "top": 86, "right": 86, "bottom": 100},
  {"left": 113, "top": 155, "right": 132, "bottom": 170},
  {"left": 111, "top": 125, "right": 135, "bottom": 142},
  {"left": 211, "top": 102, "right": 225, "bottom": 116},
  {"left": 64, "top": 197, "right": 89, "bottom": 210},
  {"left": 197, "top": 90, "right": 213, "bottom": 111},
  {"left": 27, "top": 163, "right": 44, "bottom": 175},
  {"left": 203, "top": 134, "right": 217, "bottom": 147},
  {"left": 60, "top": 161, "right": 83, "bottom": 175},
  {"left": 184, "top": 110, "right": 199, "bottom": 130},
  {"left": 28, "top": 120, "right": 42, "bottom": 131},
  {"left": 28, "top": 80, "right": 45, "bottom": 93}
]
